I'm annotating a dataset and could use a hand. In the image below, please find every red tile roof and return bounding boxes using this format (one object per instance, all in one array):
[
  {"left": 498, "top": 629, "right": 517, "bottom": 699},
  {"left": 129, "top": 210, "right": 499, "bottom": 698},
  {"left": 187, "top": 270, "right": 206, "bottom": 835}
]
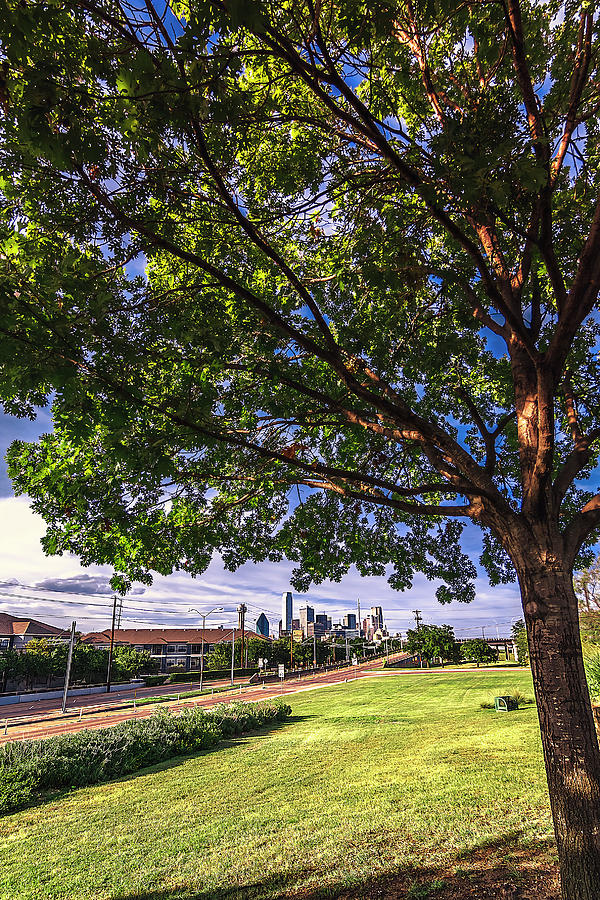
[{"left": 0, "top": 613, "right": 64, "bottom": 637}]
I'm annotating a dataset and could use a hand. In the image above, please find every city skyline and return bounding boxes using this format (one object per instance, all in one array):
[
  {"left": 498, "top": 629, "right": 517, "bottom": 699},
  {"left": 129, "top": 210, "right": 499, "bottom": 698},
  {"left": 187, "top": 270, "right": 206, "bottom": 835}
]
[{"left": 0, "top": 496, "right": 522, "bottom": 638}]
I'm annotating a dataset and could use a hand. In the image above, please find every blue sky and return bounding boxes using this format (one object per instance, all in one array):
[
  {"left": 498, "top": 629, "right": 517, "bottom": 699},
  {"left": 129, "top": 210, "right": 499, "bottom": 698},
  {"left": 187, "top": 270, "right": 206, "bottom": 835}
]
[{"left": 0, "top": 408, "right": 523, "bottom": 638}]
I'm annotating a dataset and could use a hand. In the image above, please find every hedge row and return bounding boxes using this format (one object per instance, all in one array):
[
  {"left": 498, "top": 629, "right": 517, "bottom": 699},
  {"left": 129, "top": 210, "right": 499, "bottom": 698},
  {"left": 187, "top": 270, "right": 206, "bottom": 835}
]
[
  {"left": 168, "top": 668, "right": 258, "bottom": 683},
  {"left": 0, "top": 699, "right": 291, "bottom": 814}
]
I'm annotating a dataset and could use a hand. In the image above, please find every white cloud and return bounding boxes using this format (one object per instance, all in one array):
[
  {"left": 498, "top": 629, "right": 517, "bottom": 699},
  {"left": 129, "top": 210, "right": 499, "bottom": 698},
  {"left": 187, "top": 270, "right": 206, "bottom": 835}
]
[{"left": 0, "top": 496, "right": 523, "bottom": 638}]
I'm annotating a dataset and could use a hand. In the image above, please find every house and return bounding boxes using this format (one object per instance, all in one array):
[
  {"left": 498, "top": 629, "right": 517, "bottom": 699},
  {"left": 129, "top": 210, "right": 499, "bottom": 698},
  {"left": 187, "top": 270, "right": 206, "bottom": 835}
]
[
  {"left": 0, "top": 613, "right": 67, "bottom": 652},
  {"left": 81, "top": 627, "right": 270, "bottom": 672}
]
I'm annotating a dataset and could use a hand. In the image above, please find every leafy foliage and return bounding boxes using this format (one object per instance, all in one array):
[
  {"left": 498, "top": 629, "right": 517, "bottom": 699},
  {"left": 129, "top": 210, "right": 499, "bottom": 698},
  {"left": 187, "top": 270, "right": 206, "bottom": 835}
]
[
  {"left": 0, "top": 699, "right": 291, "bottom": 813},
  {"left": 406, "top": 624, "right": 459, "bottom": 665},
  {"left": 0, "top": 640, "right": 157, "bottom": 690},
  {"left": 511, "top": 620, "right": 530, "bottom": 667},
  {"left": 5, "top": 0, "right": 600, "bottom": 599},
  {"left": 460, "top": 639, "right": 498, "bottom": 667}
]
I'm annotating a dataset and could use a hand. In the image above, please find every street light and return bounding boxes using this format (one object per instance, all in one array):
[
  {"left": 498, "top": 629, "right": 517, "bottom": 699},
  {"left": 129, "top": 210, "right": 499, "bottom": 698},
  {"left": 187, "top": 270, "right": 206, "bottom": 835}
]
[{"left": 189, "top": 607, "right": 224, "bottom": 691}]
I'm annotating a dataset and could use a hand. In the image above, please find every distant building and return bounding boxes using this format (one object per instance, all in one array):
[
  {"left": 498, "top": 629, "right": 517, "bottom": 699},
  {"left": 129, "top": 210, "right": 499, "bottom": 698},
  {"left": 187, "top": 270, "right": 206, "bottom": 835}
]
[
  {"left": 256, "top": 613, "right": 270, "bottom": 638},
  {"left": 299, "top": 605, "right": 314, "bottom": 637},
  {"left": 282, "top": 591, "right": 293, "bottom": 633},
  {"left": 371, "top": 606, "right": 384, "bottom": 630},
  {"left": 82, "top": 627, "right": 270, "bottom": 673},
  {"left": 343, "top": 613, "right": 357, "bottom": 629},
  {"left": 292, "top": 617, "right": 300, "bottom": 631},
  {"left": 0, "top": 613, "right": 66, "bottom": 651},
  {"left": 315, "top": 613, "right": 328, "bottom": 629},
  {"left": 307, "top": 621, "right": 326, "bottom": 638}
]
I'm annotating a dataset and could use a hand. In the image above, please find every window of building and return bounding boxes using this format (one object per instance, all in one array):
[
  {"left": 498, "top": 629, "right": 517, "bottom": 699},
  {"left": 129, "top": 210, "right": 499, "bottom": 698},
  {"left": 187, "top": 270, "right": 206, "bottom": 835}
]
[
  {"left": 177, "top": 658, "right": 186, "bottom": 666},
  {"left": 167, "top": 645, "right": 176, "bottom": 653},
  {"left": 153, "top": 645, "right": 163, "bottom": 654},
  {"left": 177, "top": 644, "right": 187, "bottom": 653},
  {"left": 191, "top": 644, "right": 202, "bottom": 654}
]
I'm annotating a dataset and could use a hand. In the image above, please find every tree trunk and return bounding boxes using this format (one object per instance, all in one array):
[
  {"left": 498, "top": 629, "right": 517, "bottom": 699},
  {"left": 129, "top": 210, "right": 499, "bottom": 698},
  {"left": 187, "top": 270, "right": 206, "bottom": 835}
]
[{"left": 516, "top": 559, "right": 600, "bottom": 900}]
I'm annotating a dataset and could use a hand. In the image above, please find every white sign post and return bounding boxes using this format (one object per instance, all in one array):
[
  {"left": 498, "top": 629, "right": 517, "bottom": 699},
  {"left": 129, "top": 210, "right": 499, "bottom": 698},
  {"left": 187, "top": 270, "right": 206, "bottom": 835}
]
[{"left": 278, "top": 664, "right": 285, "bottom": 680}]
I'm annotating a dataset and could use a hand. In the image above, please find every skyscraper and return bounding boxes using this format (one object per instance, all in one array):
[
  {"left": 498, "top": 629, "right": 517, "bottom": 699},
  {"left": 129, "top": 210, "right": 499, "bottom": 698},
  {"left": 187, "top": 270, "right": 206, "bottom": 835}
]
[
  {"left": 299, "top": 604, "right": 314, "bottom": 637},
  {"left": 371, "top": 606, "right": 384, "bottom": 630},
  {"left": 256, "top": 613, "right": 270, "bottom": 638},
  {"left": 343, "top": 613, "right": 357, "bottom": 629},
  {"left": 282, "top": 591, "right": 293, "bottom": 633}
]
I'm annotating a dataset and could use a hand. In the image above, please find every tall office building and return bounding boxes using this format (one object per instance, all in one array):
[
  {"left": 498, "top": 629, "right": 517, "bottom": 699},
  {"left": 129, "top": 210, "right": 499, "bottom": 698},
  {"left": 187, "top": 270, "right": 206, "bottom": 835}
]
[
  {"left": 371, "top": 606, "right": 384, "bottom": 630},
  {"left": 256, "top": 613, "right": 270, "bottom": 638},
  {"left": 282, "top": 591, "right": 293, "bottom": 633},
  {"left": 299, "top": 605, "right": 314, "bottom": 637},
  {"left": 343, "top": 613, "right": 357, "bottom": 629}
]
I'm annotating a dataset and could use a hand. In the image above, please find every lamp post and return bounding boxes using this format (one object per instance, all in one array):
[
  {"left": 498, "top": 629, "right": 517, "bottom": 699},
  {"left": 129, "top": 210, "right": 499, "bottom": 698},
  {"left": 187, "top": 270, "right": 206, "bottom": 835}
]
[{"left": 189, "top": 607, "right": 223, "bottom": 691}]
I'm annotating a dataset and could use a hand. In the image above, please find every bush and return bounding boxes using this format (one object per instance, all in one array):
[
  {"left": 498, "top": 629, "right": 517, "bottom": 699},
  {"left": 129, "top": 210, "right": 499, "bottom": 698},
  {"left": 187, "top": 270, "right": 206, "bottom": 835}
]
[
  {"left": 480, "top": 690, "right": 535, "bottom": 710},
  {"left": 584, "top": 652, "right": 600, "bottom": 701},
  {"left": 139, "top": 675, "right": 169, "bottom": 687},
  {"left": 0, "top": 700, "right": 291, "bottom": 813},
  {"left": 0, "top": 769, "right": 34, "bottom": 812},
  {"left": 168, "top": 668, "right": 257, "bottom": 683}
]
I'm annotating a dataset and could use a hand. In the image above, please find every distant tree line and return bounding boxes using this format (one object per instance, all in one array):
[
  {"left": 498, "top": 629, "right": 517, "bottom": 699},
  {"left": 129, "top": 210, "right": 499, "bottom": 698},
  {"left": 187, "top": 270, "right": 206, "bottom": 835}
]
[
  {"left": 405, "top": 624, "right": 519, "bottom": 668},
  {"left": 205, "top": 635, "right": 397, "bottom": 671},
  {"left": 0, "top": 639, "right": 158, "bottom": 692}
]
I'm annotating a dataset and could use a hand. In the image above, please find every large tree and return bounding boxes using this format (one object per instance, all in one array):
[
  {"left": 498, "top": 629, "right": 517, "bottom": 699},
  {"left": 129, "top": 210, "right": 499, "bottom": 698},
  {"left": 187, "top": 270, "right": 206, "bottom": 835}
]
[{"left": 2, "top": 0, "right": 600, "bottom": 894}]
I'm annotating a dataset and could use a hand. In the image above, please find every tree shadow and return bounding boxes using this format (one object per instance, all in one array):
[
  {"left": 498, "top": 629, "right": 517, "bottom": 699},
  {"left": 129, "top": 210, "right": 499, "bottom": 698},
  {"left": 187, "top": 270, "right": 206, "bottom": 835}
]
[{"left": 110, "top": 832, "right": 559, "bottom": 900}]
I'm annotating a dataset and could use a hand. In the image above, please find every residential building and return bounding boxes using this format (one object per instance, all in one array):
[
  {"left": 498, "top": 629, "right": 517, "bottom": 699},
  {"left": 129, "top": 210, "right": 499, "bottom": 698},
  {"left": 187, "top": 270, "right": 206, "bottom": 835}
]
[
  {"left": 256, "top": 613, "right": 270, "bottom": 638},
  {"left": 82, "top": 627, "right": 270, "bottom": 673},
  {"left": 0, "top": 613, "right": 66, "bottom": 651}
]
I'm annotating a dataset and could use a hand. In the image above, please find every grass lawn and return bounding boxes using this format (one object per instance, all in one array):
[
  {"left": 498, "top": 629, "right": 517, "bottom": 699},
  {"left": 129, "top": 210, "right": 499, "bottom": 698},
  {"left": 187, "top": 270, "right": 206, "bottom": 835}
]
[{"left": 0, "top": 672, "right": 558, "bottom": 900}]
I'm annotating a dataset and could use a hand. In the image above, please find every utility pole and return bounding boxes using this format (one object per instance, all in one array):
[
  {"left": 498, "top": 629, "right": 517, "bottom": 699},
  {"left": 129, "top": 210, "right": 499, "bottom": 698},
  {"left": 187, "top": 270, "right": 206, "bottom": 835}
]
[
  {"left": 237, "top": 604, "right": 246, "bottom": 670},
  {"left": 481, "top": 626, "right": 486, "bottom": 639},
  {"left": 106, "top": 595, "right": 118, "bottom": 693},
  {"left": 345, "top": 636, "right": 349, "bottom": 662},
  {"left": 357, "top": 597, "right": 361, "bottom": 635},
  {"left": 230, "top": 625, "right": 236, "bottom": 686},
  {"left": 116, "top": 597, "right": 123, "bottom": 629},
  {"left": 412, "top": 609, "right": 422, "bottom": 631},
  {"left": 290, "top": 627, "right": 294, "bottom": 670},
  {"left": 313, "top": 633, "right": 317, "bottom": 668},
  {"left": 200, "top": 613, "right": 206, "bottom": 692},
  {"left": 61, "top": 621, "right": 76, "bottom": 714}
]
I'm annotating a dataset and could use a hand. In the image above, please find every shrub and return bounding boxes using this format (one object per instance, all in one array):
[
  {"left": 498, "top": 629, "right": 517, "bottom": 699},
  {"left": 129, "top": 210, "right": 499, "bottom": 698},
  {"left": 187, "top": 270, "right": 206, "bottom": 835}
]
[
  {"left": 0, "top": 769, "right": 34, "bottom": 812},
  {"left": 168, "top": 668, "right": 257, "bottom": 683},
  {"left": 0, "top": 700, "right": 291, "bottom": 813},
  {"left": 584, "top": 652, "right": 600, "bottom": 701},
  {"left": 139, "top": 675, "right": 169, "bottom": 687}
]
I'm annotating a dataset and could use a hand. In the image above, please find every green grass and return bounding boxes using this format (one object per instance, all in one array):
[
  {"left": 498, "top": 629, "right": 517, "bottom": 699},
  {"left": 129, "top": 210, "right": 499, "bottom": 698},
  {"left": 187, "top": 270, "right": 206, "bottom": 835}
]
[{"left": 0, "top": 672, "right": 555, "bottom": 900}]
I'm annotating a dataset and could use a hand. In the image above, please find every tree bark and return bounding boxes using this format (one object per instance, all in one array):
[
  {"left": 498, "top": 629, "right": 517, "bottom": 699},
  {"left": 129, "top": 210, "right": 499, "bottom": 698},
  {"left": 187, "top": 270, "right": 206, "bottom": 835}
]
[{"left": 516, "top": 557, "right": 600, "bottom": 900}]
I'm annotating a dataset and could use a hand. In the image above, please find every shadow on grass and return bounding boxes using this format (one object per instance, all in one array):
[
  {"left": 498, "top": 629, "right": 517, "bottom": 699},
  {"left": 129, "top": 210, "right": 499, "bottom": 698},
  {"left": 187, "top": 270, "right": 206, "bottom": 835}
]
[
  {"left": 7, "top": 715, "right": 307, "bottom": 815},
  {"left": 111, "top": 832, "right": 559, "bottom": 900}
]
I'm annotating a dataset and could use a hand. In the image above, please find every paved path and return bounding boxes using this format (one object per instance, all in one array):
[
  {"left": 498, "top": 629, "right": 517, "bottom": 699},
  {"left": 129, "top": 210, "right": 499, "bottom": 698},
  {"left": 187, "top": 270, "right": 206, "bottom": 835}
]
[
  {"left": 0, "top": 658, "right": 521, "bottom": 744},
  {"left": 0, "top": 655, "right": 400, "bottom": 743}
]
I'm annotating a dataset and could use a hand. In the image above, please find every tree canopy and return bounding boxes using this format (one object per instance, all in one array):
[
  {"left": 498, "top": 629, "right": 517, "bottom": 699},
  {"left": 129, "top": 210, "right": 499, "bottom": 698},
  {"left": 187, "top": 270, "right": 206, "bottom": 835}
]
[
  {"left": 3, "top": 3, "right": 600, "bottom": 893},
  {"left": 405, "top": 623, "right": 458, "bottom": 665},
  {"left": 459, "top": 637, "right": 497, "bottom": 666},
  {"left": 1, "top": 0, "right": 600, "bottom": 598}
]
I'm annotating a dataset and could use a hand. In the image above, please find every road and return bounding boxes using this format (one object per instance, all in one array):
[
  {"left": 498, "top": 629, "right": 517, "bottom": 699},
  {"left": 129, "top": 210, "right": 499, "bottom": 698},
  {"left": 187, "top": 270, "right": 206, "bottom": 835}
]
[{"left": 0, "top": 654, "right": 404, "bottom": 743}]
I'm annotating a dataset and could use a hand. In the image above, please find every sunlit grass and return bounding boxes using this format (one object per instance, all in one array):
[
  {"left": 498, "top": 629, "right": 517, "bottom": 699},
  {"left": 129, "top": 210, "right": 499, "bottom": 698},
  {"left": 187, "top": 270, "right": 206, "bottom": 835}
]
[{"left": 0, "top": 672, "right": 554, "bottom": 900}]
